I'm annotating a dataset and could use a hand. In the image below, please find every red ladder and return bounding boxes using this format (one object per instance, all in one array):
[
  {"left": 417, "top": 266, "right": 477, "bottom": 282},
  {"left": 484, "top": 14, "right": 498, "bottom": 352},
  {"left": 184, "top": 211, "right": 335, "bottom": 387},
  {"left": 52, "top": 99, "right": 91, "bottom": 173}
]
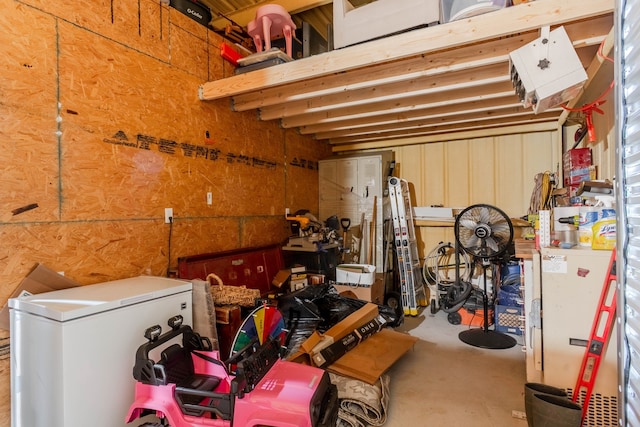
[{"left": 571, "top": 247, "right": 617, "bottom": 422}]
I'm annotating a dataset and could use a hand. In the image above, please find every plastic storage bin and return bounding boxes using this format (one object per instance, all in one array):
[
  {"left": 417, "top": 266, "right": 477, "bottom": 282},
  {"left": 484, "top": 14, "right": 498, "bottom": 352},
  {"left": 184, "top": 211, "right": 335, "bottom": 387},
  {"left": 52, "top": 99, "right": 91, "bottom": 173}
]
[
  {"left": 336, "top": 264, "right": 376, "bottom": 286},
  {"left": 441, "top": 0, "right": 510, "bottom": 23},
  {"left": 495, "top": 304, "right": 524, "bottom": 335},
  {"left": 333, "top": 0, "right": 441, "bottom": 49}
]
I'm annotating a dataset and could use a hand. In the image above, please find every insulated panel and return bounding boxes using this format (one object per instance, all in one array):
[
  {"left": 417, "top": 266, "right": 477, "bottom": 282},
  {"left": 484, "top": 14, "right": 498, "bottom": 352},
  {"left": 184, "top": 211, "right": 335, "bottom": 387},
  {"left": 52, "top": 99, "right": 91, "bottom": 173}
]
[{"left": 618, "top": 0, "right": 640, "bottom": 423}]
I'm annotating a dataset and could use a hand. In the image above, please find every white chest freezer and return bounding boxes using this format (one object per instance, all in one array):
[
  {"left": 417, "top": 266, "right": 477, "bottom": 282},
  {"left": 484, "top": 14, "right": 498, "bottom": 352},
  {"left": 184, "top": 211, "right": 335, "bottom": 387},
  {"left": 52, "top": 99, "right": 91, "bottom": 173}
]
[{"left": 9, "top": 275, "right": 193, "bottom": 427}]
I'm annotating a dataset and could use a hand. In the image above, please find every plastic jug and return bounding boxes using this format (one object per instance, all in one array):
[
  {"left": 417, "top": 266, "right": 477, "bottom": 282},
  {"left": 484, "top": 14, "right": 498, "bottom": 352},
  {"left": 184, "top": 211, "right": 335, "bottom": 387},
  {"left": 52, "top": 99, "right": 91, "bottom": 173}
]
[{"left": 592, "top": 208, "right": 616, "bottom": 250}]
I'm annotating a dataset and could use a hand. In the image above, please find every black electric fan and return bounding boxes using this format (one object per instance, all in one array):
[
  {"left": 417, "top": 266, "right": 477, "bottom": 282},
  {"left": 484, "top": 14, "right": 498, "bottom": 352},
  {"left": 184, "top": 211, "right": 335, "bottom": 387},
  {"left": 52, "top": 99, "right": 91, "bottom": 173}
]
[{"left": 454, "top": 204, "right": 516, "bottom": 349}]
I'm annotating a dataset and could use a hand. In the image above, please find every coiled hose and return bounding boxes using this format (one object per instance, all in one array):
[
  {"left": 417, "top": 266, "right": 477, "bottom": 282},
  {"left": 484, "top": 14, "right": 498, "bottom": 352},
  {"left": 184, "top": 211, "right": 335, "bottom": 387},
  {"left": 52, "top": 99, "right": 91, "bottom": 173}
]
[{"left": 423, "top": 242, "right": 474, "bottom": 313}]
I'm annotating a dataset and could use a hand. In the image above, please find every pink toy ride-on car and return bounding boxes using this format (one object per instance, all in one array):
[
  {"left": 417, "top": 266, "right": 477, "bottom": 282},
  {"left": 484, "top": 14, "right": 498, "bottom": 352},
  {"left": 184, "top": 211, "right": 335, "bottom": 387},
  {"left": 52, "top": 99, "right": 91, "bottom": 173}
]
[{"left": 125, "top": 314, "right": 338, "bottom": 427}]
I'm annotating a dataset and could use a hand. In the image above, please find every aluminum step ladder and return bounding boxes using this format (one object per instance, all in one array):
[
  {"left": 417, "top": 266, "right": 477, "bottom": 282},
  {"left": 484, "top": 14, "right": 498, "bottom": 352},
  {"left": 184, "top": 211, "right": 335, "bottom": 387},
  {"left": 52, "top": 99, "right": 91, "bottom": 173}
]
[{"left": 388, "top": 177, "right": 428, "bottom": 315}]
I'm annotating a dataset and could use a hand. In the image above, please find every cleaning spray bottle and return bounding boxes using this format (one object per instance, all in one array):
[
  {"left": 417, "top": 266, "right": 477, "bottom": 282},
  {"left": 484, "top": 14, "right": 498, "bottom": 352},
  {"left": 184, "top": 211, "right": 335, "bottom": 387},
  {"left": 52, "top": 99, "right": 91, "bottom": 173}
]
[{"left": 592, "top": 196, "right": 616, "bottom": 250}]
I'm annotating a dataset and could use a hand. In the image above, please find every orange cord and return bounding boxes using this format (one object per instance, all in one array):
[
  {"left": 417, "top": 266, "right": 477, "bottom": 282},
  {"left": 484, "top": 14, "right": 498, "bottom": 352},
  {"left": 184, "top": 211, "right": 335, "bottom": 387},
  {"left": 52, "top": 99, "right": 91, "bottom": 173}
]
[{"left": 561, "top": 38, "right": 615, "bottom": 142}]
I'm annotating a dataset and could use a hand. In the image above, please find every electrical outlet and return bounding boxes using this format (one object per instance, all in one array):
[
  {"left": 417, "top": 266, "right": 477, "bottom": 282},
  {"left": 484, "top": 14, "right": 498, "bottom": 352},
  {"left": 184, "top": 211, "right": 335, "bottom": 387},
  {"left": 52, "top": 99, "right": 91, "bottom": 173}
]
[
  {"left": 164, "top": 208, "right": 173, "bottom": 224},
  {"left": 285, "top": 208, "right": 290, "bottom": 217},
  {"left": 207, "top": 192, "right": 213, "bottom": 205}
]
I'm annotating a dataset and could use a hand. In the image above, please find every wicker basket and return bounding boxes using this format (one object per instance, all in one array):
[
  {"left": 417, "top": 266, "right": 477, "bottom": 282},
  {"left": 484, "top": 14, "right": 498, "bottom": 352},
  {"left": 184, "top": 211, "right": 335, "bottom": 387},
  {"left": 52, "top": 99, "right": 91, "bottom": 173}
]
[{"left": 207, "top": 273, "right": 260, "bottom": 307}]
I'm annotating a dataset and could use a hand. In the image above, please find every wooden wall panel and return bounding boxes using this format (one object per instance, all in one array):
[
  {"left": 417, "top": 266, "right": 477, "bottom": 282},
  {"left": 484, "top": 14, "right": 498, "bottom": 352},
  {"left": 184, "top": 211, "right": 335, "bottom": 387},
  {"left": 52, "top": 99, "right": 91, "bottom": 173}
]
[
  {"left": 285, "top": 131, "right": 332, "bottom": 218},
  {"left": 21, "top": 0, "right": 172, "bottom": 62},
  {"left": 521, "top": 132, "right": 560, "bottom": 215},
  {"left": 395, "top": 132, "right": 558, "bottom": 216},
  {"left": 136, "top": 0, "right": 171, "bottom": 61},
  {"left": 0, "top": 3, "right": 326, "bottom": 419},
  {"left": 56, "top": 20, "right": 289, "bottom": 221},
  {"left": 495, "top": 135, "right": 525, "bottom": 215},
  {"left": 0, "top": 1, "right": 59, "bottom": 223},
  {"left": 0, "top": 108, "right": 60, "bottom": 223},
  {"left": 421, "top": 143, "right": 446, "bottom": 206},
  {"left": 0, "top": 3, "right": 57, "bottom": 114},
  {"left": 590, "top": 89, "right": 616, "bottom": 181},
  {"left": 169, "top": 19, "right": 209, "bottom": 80},
  {"left": 208, "top": 37, "right": 226, "bottom": 80},
  {"left": 445, "top": 139, "right": 471, "bottom": 207},
  {"left": 416, "top": 226, "right": 455, "bottom": 262},
  {"left": 394, "top": 145, "right": 422, "bottom": 201},
  {"left": 19, "top": 0, "right": 112, "bottom": 31},
  {"left": 0, "top": 219, "right": 244, "bottom": 292},
  {"left": 469, "top": 137, "right": 495, "bottom": 205},
  {"left": 393, "top": 131, "right": 558, "bottom": 259},
  {"left": 240, "top": 216, "right": 291, "bottom": 248}
]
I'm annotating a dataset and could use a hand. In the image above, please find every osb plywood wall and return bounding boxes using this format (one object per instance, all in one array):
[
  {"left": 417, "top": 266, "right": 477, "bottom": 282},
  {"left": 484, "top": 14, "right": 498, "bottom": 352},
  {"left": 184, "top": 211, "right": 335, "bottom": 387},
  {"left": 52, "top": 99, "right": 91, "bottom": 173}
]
[{"left": 0, "top": 0, "right": 331, "bottom": 420}]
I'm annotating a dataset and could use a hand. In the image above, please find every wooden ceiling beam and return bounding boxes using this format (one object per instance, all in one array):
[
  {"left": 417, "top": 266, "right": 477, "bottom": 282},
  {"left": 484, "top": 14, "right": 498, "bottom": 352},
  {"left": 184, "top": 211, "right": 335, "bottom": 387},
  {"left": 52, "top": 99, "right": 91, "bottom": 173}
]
[
  {"left": 329, "top": 122, "right": 558, "bottom": 152},
  {"left": 259, "top": 63, "right": 511, "bottom": 120},
  {"left": 287, "top": 82, "right": 516, "bottom": 130},
  {"left": 559, "top": 27, "right": 615, "bottom": 126},
  {"left": 230, "top": 15, "right": 611, "bottom": 111},
  {"left": 326, "top": 114, "right": 560, "bottom": 145},
  {"left": 199, "top": 0, "right": 613, "bottom": 101},
  {"left": 292, "top": 88, "right": 518, "bottom": 133},
  {"left": 297, "top": 95, "right": 523, "bottom": 134},
  {"left": 232, "top": 37, "right": 523, "bottom": 111},
  {"left": 313, "top": 108, "right": 559, "bottom": 140}
]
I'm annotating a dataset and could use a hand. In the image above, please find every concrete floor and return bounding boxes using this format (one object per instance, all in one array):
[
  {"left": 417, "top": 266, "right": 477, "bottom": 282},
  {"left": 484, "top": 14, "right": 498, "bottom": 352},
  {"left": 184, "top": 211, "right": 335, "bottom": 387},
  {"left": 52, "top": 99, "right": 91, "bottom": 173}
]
[{"left": 384, "top": 310, "right": 528, "bottom": 427}]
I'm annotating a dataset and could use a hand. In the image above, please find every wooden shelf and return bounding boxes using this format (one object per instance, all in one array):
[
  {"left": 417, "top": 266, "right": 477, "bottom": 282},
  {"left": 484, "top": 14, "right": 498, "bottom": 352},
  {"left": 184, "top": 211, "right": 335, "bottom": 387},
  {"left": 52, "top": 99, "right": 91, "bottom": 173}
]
[
  {"left": 199, "top": 0, "right": 614, "bottom": 152},
  {"left": 415, "top": 218, "right": 532, "bottom": 228}
]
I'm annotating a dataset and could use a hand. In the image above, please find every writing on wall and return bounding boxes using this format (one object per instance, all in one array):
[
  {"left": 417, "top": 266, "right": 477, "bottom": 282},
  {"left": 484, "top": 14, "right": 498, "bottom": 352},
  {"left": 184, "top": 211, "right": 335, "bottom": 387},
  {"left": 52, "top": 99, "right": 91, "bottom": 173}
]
[{"left": 103, "top": 131, "right": 317, "bottom": 170}]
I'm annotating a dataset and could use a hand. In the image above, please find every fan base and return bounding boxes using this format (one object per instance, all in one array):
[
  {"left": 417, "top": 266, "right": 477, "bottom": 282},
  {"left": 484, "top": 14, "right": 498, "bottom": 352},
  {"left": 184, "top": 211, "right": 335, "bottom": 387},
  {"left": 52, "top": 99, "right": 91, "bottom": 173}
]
[{"left": 459, "top": 328, "right": 516, "bottom": 349}]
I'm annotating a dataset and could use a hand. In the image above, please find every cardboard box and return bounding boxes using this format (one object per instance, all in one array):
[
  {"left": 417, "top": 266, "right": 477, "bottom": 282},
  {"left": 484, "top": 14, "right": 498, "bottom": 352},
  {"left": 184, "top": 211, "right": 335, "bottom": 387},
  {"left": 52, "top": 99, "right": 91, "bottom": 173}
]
[
  {"left": 297, "top": 302, "right": 379, "bottom": 357},
  {"left": 272, "top": 265, "right": 306, "bottom": 289},
  {"left": 336, "top": 264, "right": 376, "bottom": 286},
  {"left": 289, "top": 303, "right": 418, "bottom": 384},
  {"left": 311, "top": 315, "right": 385, "bottom": 368},
  {"left": 563, "top": 147, "right": 592, "bottom": 171},
  {"left": 326, "top": 328, "right": 418, "bottom": 384},
  {"left": 289, "top": 276, "right": 308, "bottom": 292},
  {"left": 0, "top": 264, "right": 81, "bottom": 330},
  {"left": 333, "top": 273, "right": 384, "bottom": 304}
]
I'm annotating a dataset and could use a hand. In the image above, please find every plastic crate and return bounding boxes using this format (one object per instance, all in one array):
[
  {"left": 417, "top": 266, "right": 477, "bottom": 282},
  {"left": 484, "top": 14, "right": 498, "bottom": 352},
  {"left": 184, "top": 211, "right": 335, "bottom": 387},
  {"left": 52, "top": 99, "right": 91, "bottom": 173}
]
[
  {"left": 336, "top": 264, "right": 376, "bottom": 286},
  {"left": 495, "top": 304, "right": 524, "bottom": 335}
]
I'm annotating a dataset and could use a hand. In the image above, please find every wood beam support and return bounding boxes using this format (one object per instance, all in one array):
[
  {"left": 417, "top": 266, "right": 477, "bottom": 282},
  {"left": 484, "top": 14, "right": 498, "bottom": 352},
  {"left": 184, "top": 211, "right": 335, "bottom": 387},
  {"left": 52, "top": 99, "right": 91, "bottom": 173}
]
[{"left": 199, "top": 0, "right": 614, "bottom": 101}]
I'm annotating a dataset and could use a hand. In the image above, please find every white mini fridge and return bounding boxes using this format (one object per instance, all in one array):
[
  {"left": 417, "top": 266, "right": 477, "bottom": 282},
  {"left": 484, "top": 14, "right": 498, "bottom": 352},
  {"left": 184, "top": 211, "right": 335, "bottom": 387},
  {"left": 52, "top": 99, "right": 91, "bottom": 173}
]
[{"left": 9, "top": 275, "right": 193, "bottom": 427}]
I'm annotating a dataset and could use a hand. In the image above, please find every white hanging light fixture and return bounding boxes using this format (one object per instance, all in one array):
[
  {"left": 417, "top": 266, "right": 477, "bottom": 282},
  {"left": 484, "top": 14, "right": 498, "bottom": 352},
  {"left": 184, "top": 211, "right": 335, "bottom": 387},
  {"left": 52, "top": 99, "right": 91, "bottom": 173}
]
[{"left": 509, "top": 26, "right": 588, "bottom": 114}]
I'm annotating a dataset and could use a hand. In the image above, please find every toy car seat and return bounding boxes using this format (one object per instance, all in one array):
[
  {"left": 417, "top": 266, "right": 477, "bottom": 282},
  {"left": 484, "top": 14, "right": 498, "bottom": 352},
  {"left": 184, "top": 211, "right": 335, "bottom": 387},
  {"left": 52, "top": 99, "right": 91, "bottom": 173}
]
[{"left": 158, "top": 344, "right": 221, "bottom": 391}]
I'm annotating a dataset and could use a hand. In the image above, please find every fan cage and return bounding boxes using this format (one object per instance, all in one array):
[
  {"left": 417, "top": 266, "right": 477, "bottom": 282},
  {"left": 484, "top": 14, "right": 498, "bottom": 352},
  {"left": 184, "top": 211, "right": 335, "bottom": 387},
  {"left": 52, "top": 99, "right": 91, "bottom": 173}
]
[{"left": 455, "top": 204, "right": 514, "bottom": 260}]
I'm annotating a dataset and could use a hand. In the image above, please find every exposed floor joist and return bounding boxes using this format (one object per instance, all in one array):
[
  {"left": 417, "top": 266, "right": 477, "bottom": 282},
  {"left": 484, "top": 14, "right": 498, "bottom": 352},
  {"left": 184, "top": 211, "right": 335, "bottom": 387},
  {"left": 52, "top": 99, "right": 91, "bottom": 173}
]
[{"left": 198, "top": 0, "right": 614, "bottom": 151}]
